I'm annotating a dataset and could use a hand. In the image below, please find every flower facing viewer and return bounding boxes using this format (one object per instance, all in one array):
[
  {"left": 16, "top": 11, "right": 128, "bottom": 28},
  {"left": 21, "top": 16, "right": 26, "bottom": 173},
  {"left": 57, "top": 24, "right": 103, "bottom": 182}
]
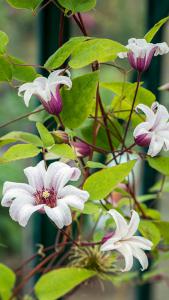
[
  {"left": 101, "top": 209, "right": 152, "bottom": 272},
  {"left": 133, "top": 102, "right": 169, "bottom": 157},
  {"left": 118, "top": 38, "right": 169, "bottom": 72},
  {"left": 18, "top": 69, "right": 72, "bottom": 116},
  {"left": 1, "top": 161, "right": 89, "bottom": 228}
]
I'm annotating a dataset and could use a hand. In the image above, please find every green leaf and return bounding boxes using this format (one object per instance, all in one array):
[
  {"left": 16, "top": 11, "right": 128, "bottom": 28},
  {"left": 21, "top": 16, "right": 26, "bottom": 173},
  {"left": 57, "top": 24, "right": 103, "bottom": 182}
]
[
  {"left": 45, "top": 37, "right": 87, "bottom": 69},
  {"left": 57, "top": 0, "right": 96, "bottom": 12},
  {"left": 0, "top": 56, "right": 12, "bottom": 82},
  {"left": 8, "top": 55, "right": 37, "bottom": 81},
  {"left": 0, "top": 31, "right": 9, "bottom": 54},
  {"left": 144, "top": 16, "right": 169, "bottom": 42},
  {"left": 84, "top": 160, "right": 136, "bottom": 200},
  {"left": 0, "top": 131, "right": 43, "bottom": 147},
  {"left": 139, "top": 220, "right": 161, "bottom": 248},
  {"left": 49, "top": 144, "right": 76, "bottom": 160},
  {"left": 0, "top": 263, "right": 16, "bottom": 300},
  {"left": 82, "top": 202, "right": 101, "bottom": 215},
  {"left": 154, "top": 221, "right": 169, "bottom": 245},
  {"left": 0, "top": 144, "right": 41, "bottom": 163},
  {"left": 6, "top": 0, "right": 43, "bottom": 10},
  {"left": 35, "top": 267, "right": 96, "bottom": 300},
  {"left": 69, "top": 39, "right": 127, "bottom": 68},
  {"left": 36, "top": 122, "right": 55, "bottom": 148},
  {"left": 86, "top": 161, "right": 107, "bottom": 169},
  {"left": 61, "top": 72, "right": 99, "bottom": 128},
  {"left": 147, "top": 157, "right": 169, "bottom": 176}
]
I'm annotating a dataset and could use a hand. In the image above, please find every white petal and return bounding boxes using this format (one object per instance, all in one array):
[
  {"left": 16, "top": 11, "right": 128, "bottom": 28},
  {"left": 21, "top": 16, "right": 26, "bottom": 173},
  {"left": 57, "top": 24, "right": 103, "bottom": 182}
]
[
  {"left": 17, "top": 203, "right": 43, "bottom": 227},
  {"left": 154, "top": 42, "right": 169, "bottom": 56},
  {"left": 9, "top": 195, "right": 35, "bottom": 222},
  {"left": 52, "top": 166, "right": 81, "bottom": 193},
  {"left": 147, "top": 134, "right": 164, "bottom": 156},
  {"left": 128, "top": 236, "right": 153, "bottom": 250},
  {"left": 100, "top": 236, "right": 120, "bottom": 252},
  {"left": 57, "top": 202, "right": 72, "bottom": 226},
  {"left": 18, "top": 83, "right": 35, "bottom": 96},
  {"left": 60, "top": 195, "right": 86, "bottom": 211},
  {"left": 133, "top": 122, "right": 151, "bottom": 138},
  {"left": 44, "top": 205, "right": 71, "bottom": 229},
  {"left": 126, "top": 210, "right": 140, "bottom": 238},
  {"left": 3, "top": 181, "right": 34, "bottom": 195},
  {"left": 2, "top": 188, "right": 33, "bottom": 207},
  {"left": 58, "top": 185, "right": 89, "bottom": 201},
  {"left": 48, "top": 69, "right": 66, "bottom": 80},
  {"left": 135, "top": 104, "right": 155, "bottom": 125},
  {"left": 108, "top": 209, "right": 128, "bottom": 238},
  {"left": 44, "top": 161, "right": 69, "bottom": 189},
  {"left": 34, "top": 77, "right": 48, "bottom": 89},
  {"left": 116, "top": 243, "right": 134, "bottom": 272},
  {"left": 23, "top": 89, "right": 35, "bottom": 107},
  {"left": 24, "top": 161, "right": 46, "bottom": 190},
  {"left": 130, "top": 245, "right": 149, "bottom": 271}
]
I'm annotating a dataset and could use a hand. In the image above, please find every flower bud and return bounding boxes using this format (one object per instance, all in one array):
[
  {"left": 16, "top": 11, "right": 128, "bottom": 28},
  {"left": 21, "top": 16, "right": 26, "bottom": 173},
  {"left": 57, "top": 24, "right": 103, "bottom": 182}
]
[
  {"left": 134, "top": 133, "right": 151, "bottom": 147},
  {"left": 52, "top": 130, "right": 69, "bottom": 144},
  {"left": 71, "top": 141, "right": 91, "bottom": 157}
]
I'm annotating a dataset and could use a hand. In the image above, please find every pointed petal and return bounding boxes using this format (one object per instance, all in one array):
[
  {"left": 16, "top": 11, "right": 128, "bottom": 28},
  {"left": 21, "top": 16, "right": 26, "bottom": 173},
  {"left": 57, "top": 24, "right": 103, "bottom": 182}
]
[
  {"left": 24, "top": 161, "right": 46, "bottom": 190},
  {"left": 59, "top": 185, "right": 89, "bottom": 201},
  {"left": 135, "top": 104, "right": 155, "bottom": 125},
  {"left": 18, "top": 83, "right": 35, "bottom": 96},
  {"left": 147, "top": 134, "right": 164, "bottom": 157},
  {"left": 57, "top": 202, "right": 72, "bottom": 226},
  {"left": 126, "top": 210, "right": 140, "bottom": 238},
  {"left": 128, "top": 236, "right": 153, "bottom": 250},
  {"left": 130, "top": 245, "right": 149, "bottom": 271},
  {"left": 34, "top": 77, "right": 48, "bottom": 88},
  {"left": 3, "top": 181, "right": 34, "bottom": 195},
  {"left": 2, "top": 188, "right": 33, "bottom": 207},
  {"left": 60, "top": 195, "right": 86, "bottom": 211},
  {"left": 17, "top": 203, "right": 43, "bottom": 227},
  {"left": 133, "top": 122, "right": 151, "bottom": 138},
  {"left": 116, "top": 243, "right": 134, "bottom": 272},
  {"left": 9, "top": 195, "right": 35, "bottom": 222},
  {"left": 100, "top": 236, "right": 120, "bottom": 252},
  {"left": 44, "top": 205, "right": 72, "bottom": 229},
  {"left": 108, "top": 209, "right": 128, "bottom": 238}
]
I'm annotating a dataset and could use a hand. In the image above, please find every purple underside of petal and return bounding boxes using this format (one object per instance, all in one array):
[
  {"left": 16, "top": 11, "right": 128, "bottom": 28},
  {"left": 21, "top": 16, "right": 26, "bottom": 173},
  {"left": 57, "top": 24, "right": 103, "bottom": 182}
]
[
  {"left": 41, "top": 87, "right": 63, "bottom": 116},
  {"left": 135, "top": 133, "right": 151, "bottom": 147}
]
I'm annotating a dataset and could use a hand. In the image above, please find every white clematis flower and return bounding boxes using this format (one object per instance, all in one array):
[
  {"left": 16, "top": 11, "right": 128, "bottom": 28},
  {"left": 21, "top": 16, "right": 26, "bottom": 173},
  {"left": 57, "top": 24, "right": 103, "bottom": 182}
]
[
  {"left": 1, "top": 161, "right": 89, "bottom": 228},
  {"left": 18, "top": 69, "right": 72, "bottom": 115},
  {"left": 133, "top": 102, "right": 169, "bottom": 157},
  {"left": 118, "top": 38, "right": 169, "bottom": 72},
  {"left": 101, "top": 209, "right": 152, "bottom": 272}
]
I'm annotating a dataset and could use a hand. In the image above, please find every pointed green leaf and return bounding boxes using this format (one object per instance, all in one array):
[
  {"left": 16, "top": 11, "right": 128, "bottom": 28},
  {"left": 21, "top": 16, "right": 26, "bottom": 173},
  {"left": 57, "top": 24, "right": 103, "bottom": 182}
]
[
  {"left": 84, "top": 160, "right": 136, "bottom": 200},
  {"left": 35, "top": 267, "right": 96, "bottom": 300},
  {"left": 61, "top": 72, "right": 99, "bottom": 128},
  {"left": 36, "top": 122, "right": 55, "bottom": 148},
  {"left": 57, "top": 0, "right": 96, "bottom": 12},
  {"left": 0, "top": 56, "right": 12, "bottom": 82},
  {"left": 147, "top": 157, "right": 169, "bottom": 176},
  {"left": 6, "top": 0, "right": 43, "bottom": 10},
  {"left": 50, "top": 144, "right": 76, "bottom": 160},
  {"left": 144, "top": 16, "right": 169, "bottom": 42},
  {"left": 8, "top": 55, "right": 37, "bottom": 81},
  {"left": 86, "top": 161, "right": 107, "bottom": 169},
  {"left": 69, "top": 39, "right": 127, "bottom": 68},
  {"left": 0, "top": 131, "right": 43, "bottom": 147},
  {"left": 139, "top": 220, "right": 161, "bottom": 248},
  {"left": 0, "top": 144, "right": 41, "bottom": 163},
  {"left": 45, "top": 37, "right": 87, "bottom": 69},
  {"left": 0, "top": 263, "right": 16, "bottom": 300},
  {"left": 154, "top": 221, "right": 169, "bottom": 245},
  {"left": 0, "top": 31, "right": 9, "bottom": 54}
]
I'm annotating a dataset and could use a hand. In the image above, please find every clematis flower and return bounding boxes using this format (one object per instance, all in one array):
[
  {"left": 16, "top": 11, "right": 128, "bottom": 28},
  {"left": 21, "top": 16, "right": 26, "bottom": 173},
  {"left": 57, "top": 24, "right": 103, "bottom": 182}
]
[
  {"left": 100, "top": 209, "right": 152, "bottom": 272},
  {"left": 1, "top": 161, "right": 89, "bottom": 228},
  {"left": 18, "top": 69, "right": 72, "bottom": 116},
  {"left": 133, "top": 102, "right": 169, "bottom": 157},
  {"left": 118, "top": 38, "right": 169, "bottom": 72}
]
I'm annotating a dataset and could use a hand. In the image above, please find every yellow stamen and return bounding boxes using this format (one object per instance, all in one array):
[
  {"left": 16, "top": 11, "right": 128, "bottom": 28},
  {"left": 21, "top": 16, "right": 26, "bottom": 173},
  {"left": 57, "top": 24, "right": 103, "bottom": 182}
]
[{"left": 42, "top": 190, "right": 50, "bottom": 199}]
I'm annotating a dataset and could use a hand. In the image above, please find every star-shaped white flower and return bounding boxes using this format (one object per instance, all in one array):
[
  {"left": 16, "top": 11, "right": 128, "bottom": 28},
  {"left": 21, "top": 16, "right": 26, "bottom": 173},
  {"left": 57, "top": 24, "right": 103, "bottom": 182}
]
[
  {"left": 133, "top": 101, "right": 169, "bottom": 157},
  {"left": 18, "top": 69, "right": 72, "bottom": 115},
  {"left": 100, "top": 209, "right": 153, "bottom": 272},
  {"left": 1, "top": 161, "right": 89, "bottom": 228},
  {"left": 118, "top": 38, "right": 169, "bottom": 72}
]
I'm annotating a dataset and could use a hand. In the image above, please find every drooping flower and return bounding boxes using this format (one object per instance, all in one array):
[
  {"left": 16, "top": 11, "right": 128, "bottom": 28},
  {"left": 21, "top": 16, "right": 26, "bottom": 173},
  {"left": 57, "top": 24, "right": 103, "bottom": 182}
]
[
  {"left": 1, "top": 161, "right": 89, "bottom": 228},
  {"left": 118, "top": 38, "right": 169, "bottom": 72},
  {"left": 100, "top": 209, "right": 152, "bottom": 272},
  {"left": 133, "top": 102, "right": 169, "bottom": 157},
  {"left": 18, "top": 69, "right": 72, "bottom": 116},
  {"left": 70, "top": 141, "right": 92, "bottom": 157}
]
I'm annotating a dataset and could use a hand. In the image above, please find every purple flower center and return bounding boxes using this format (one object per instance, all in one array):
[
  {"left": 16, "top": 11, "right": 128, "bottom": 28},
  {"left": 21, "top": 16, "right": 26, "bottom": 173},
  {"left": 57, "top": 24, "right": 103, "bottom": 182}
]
[{"left": 34, "top": 188, "right": 57, "bottom": 208}]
